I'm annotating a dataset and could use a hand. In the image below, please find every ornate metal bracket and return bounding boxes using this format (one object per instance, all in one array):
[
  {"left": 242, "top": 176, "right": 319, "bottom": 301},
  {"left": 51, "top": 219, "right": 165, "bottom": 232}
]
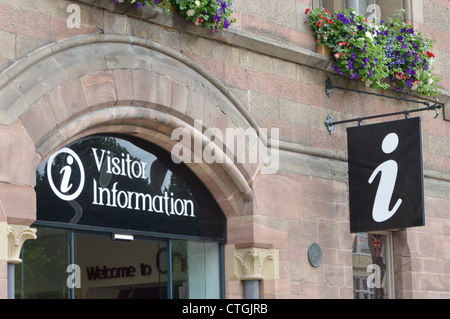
[{"left": 324, "top": 77, "right": 444, "bottom": 134}]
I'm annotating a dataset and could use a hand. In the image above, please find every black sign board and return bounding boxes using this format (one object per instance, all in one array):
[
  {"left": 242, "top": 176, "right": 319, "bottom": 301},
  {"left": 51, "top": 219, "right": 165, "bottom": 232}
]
[
  {"left": 36, "top": 136, "right": 226, "bottom": 242},
  {"left": 347, "top": 118, "right": 425, "bottom": 233}
]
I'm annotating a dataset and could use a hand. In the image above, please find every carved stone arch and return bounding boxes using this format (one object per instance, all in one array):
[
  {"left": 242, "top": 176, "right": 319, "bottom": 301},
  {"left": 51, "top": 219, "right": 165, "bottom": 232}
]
[{"left": 0, "top": 34, "right": 275, "bottom": 238}]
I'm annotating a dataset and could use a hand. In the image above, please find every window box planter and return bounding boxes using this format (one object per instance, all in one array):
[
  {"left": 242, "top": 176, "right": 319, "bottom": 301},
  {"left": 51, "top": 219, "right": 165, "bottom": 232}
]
[
  {"left": 113, "top": 0, "right": 236, "bottom": 32},
  {"left": 305, "top": 7, "right": 441, "bottom": 97}
]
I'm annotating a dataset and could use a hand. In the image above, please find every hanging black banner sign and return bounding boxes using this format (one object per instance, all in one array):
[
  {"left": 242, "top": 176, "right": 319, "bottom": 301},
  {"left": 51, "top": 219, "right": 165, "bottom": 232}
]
[
  {"left": 347, "top": 117, "right": 425, "bottom": 233},
  {"left": 36, "top": 136, "right": 226, "bottom": 242}
]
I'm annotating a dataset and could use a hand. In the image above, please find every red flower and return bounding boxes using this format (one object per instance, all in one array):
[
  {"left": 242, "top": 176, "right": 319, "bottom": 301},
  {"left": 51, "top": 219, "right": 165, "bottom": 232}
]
[
  {"left": 427, "top": 51, "right": 435, "bottom": 58},
  {"left": 317, "top": 19, "right": 323, "bottom": 27},
  {"left": 305, "top": 8, "right": 310, "bottom": 15}
]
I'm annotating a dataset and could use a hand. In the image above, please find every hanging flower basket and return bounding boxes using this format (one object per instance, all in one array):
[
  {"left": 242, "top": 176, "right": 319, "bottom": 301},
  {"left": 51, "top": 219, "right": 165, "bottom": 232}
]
[
  {"left": 113, "top": 0, "right": 237, "bottom": 32},
  {"left": 305, "top": 7, "right": 441, "bottom": 96}
]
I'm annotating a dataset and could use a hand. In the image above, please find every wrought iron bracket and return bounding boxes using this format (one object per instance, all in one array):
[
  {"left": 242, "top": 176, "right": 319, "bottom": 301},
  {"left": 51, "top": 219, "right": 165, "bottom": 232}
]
[{"left": 324, "top": 77, "right": 444, "bottom": 134}]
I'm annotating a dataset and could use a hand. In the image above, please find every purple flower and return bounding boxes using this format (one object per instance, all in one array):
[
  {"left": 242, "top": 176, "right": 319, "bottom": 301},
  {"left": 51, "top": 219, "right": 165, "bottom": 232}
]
[
  {"left": 333, "top": 64, "right": 343, "bottom": 76},
  {"left": 406, "top": 68, "right": 416, "bottom": 76},
  {"left": 221, "top": 1, "right": 228, "bottom": 10},
  {"left": 223, "top": 18, "right": 230, "bottom": 29},
  {"left": 337, "top": 13, "right": 350, "bottom": 24},
  {"left": 406, "top": 79, "right": 413, "bottom": 88},
  {"left": 397, "top": 35, "right": 403, "bottom": 42}
]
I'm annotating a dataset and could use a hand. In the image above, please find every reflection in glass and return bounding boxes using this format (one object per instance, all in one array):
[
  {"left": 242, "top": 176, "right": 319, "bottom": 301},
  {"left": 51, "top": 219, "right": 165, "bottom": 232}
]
[
  {"left": 15, "top": 226, "right": 71, "bottom": 299},
  {"left": 74, "top": 233, "right": 168, "bottom": 299},
  {"left": 352, "top": 233, "right": 387, "bottom": 299},
  {"left": 172, "top": 240, "right": 220, "bottom": 299}
]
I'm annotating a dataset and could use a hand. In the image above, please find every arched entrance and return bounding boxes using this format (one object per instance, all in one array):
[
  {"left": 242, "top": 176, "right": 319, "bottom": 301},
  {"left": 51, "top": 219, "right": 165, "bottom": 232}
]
[
  {"left": 20, "top": 134, "right": 227, "bottom": 299},
  {"left": 0, "top": 34, "right": 277, "bottom": 298}
]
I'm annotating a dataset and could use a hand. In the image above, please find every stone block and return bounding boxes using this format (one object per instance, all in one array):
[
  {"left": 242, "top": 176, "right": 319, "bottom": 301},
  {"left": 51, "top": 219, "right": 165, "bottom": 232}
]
[
  {"left": 0, "top": 122, "right": 38, "bottom": 186},
  {"left": 0, "top": 30, "right": 15, "bottom": 60},
  {"left": 0, "top": 3, "right": 50, "bottom": 41},
  {"left": 252, "top": 174, "right": 301, "bottom": 219},
  {"left": 254, "top": 215, "right": 287, "bottom": 249},
  {"left": 20, "top": 97, "right": 57, "bottom": 146},
  {"left": 52, "top": 43, "right": 106, "bottom": 81},
  {"left": 113, "top": 69, "right": 134, "bottom": 104},
  {"left": 81, "top": 70, "right": 117, "bottom": 108},
  {"left": 0, "top": 183, "right": 36, "bottom": 225},
  {"left": 9, "top": 55, "right": 67, "bottom": 107}
]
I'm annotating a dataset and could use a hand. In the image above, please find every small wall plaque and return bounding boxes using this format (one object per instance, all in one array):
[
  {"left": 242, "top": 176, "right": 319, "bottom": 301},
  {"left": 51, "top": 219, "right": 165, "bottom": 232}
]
[{"left": 308, "top": 243, "right": 322, "bottom": 267}]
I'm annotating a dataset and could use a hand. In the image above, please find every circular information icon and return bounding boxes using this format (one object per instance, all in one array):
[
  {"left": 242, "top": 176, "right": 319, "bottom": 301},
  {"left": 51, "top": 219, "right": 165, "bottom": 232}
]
[{"left": 47, "top": 147, "right": 85, "bottom": 201}]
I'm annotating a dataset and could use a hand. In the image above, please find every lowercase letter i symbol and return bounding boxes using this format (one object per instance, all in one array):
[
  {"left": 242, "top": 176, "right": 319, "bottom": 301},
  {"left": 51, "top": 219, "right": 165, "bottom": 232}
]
[
  {"left": 60, "top": 155, "right": 74, "bottom": 193},
  {"left": 368, "top": 133, "right": 402, "bottom": 222}
]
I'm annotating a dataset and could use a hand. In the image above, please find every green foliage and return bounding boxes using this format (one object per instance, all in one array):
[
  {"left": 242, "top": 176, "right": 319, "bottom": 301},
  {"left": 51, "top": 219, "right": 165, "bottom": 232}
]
[{"left": 115, "top": 0, "right": 236, "bottom": 31}]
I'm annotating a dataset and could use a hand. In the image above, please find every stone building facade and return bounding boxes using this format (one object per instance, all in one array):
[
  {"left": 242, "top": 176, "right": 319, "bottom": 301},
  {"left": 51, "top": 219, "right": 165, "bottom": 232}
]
[{"left": 0, "top": 0, "right": 449, "bottom": 299}]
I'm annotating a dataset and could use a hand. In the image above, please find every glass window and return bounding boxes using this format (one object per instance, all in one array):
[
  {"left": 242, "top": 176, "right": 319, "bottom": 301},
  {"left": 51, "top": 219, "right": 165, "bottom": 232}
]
[
  {"left": 16, "top": 226, "right": 223, "bottom": 299},
  {"left": 15, "top": 226, "right": 71, "bottom": 299},
  {"left": 352, "top": 232, "right": 394, "bottom": 299},
  {"left": 172, "top": 240, "right": 221, "bottom": 299},
  {"left": 74, "top": 233, "right": 169, "bottom": 299}
]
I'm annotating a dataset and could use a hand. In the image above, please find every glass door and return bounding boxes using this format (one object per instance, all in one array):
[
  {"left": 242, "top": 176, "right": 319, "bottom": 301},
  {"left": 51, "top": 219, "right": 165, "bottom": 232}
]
[
  {"left": 16, "top": 226, "right": 169, "bottom": 299},
  {"left": 73, "top": 231, "right": 168, "bottom": 299},
  {"left": 16, "top": 225, "right": 224, "bottom": 299}
]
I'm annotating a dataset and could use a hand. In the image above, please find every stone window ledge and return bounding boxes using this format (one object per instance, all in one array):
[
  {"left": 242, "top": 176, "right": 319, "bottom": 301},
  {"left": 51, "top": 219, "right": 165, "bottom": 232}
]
[{"left": 76, "top": 0, "right": 449, "bottom": 119}]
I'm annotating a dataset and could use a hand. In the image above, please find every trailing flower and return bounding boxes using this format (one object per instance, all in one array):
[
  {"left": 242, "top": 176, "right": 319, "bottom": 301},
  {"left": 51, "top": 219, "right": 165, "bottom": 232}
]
[
  {"left": 382, "top": 9, "right": 440, "bottom": 96},
  {"left": 113, "top": 0, "right": 236, "bottom": 31},
  {"left": 305, "top": 7, "right": 441, "bottom": 96}
]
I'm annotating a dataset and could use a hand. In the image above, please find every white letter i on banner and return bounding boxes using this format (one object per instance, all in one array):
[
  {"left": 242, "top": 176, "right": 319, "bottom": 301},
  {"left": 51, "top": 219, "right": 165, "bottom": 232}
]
[{"left": 368, "top": 133, "right": 403, "bottom": 222}]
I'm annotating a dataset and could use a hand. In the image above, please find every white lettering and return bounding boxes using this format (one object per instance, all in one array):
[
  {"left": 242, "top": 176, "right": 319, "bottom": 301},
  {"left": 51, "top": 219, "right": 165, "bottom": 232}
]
[
  {"left": 92, "top": 148, "right": 148, "bottom": 180},
  {"left": 92, "top": 180, "right": 196, "bottom": 217},
  {"left": 368, "top": 133, "right": 402, "bottom": 222},
  {"left": 183, "top": 303, "right": 217, "bottom": 317},
  {"left": 92, "top": 148, "right": 106, "bottom": 171}
]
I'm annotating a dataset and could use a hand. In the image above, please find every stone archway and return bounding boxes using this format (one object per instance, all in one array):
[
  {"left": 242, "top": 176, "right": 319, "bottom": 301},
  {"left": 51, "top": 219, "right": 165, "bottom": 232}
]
[
  {"left": 0, "top": 34, "right": 282, "bottom": 298},
  {"left": 0, "top": 34, "right": 269, "bottom": 222}
]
